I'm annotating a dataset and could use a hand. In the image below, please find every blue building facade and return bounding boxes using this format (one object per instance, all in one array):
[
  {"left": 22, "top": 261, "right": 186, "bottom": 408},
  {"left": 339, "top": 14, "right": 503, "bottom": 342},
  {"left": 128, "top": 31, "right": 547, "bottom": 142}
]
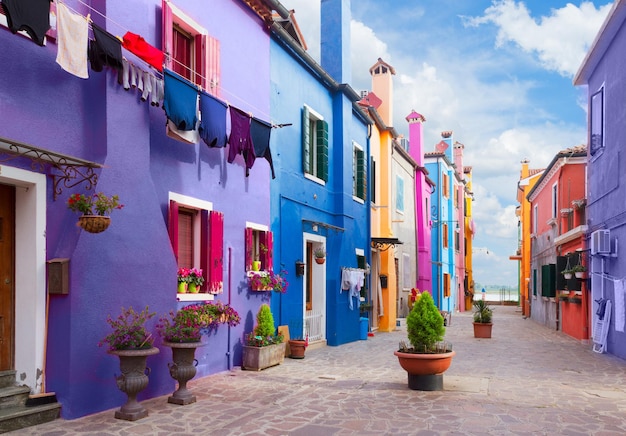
[
  {"left": 268, "top": 0, "right": 371, "bottom": 346},
  {"left": 424, "top": 133, "right": 457, "bottom": 312}
]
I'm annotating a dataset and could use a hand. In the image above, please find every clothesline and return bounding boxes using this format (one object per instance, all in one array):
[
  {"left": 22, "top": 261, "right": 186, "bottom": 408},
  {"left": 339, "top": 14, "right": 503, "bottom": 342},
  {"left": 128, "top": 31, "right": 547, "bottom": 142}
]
[{"left": 67, "top": 0, "right": 275, "bottom": 123}]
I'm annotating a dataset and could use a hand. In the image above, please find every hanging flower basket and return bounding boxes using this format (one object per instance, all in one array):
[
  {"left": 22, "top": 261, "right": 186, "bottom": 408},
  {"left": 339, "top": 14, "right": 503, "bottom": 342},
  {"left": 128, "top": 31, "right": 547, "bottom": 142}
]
[{"left": 77, "top": 215, "right": 111, "bottom": 233}]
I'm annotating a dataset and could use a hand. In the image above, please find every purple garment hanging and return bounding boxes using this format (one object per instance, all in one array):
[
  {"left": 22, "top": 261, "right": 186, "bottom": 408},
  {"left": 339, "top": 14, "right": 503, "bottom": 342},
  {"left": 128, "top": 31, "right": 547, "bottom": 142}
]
[{"left": 227, "top": 106, "right": 255, "bottom": 170}]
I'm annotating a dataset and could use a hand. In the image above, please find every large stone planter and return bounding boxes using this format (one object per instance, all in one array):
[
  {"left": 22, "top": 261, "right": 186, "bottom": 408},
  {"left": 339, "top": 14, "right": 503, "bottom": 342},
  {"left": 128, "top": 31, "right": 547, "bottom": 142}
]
[
  {"left": 163, "top": 341, "right": 205, "bottom": 405},
  {"left": 242, "top": 342, "right": 286, "bottom": 371},
  {"left": 394, "top": 350, "right": 455, "bottom": 391},
  {"left": 109, "top": 347, "right": 160, "bottom": 421},
  {"left": 473, "top": 322, "right": 493, "bottom": 338}
]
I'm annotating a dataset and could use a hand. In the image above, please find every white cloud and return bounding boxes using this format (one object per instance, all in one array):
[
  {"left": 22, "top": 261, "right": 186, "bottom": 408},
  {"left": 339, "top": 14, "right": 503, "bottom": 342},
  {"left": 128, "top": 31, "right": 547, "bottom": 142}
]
[{"left": 463, "top": 0, "right": 613, "bottom": 77}]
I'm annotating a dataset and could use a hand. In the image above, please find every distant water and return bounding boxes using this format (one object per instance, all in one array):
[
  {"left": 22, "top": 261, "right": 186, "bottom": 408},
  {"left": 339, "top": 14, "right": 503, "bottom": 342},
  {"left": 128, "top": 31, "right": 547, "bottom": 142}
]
[{"left": 476, "top": 289, "right": 519, "bottom": 302}]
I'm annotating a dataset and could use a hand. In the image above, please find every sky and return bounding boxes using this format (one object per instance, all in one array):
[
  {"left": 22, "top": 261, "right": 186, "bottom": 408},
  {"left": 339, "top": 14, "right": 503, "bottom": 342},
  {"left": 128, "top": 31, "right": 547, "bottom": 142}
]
[{"left": 279, "top": 0, "right": 613, "bottom": 288}]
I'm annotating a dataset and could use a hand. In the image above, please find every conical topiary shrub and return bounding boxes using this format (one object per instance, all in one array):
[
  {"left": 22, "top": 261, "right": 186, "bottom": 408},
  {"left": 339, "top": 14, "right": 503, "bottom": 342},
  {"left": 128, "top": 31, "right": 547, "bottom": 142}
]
[
  {"left": 254, "top": 304, "right": 275, "bottom": 338},
  {"left": 406, "top": 291, "right": 445, "bottom": 352}
]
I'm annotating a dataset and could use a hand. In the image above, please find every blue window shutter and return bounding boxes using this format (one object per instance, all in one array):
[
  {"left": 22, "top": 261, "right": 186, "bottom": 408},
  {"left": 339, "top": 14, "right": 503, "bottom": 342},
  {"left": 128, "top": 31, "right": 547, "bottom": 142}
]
[
  {"left": 316, "top": 119, "right": 328, "bottom": 181},
  {"left": 302, "top": 106, "right": 310, "bottom": 174}
]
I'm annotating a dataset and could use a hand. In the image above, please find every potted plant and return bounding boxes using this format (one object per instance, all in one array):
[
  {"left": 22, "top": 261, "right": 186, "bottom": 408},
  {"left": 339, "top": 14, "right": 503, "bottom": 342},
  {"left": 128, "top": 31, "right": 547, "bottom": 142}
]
[
  {"left": 248, "top": 269, "right": 289, "bottom": 293},
  {"left": 472, "top": 299, "right": 493, "bottom": 338},
  {"left": 314, "top": 247, "right": 326, "bottom": 264},
  {"left": 288, "top": 335, "right": 308, "bottom": 359},
  {"left": 98, "top": 306, "right": 159, "bottom": 421},
  {"left": 242, "top": 304, "right": 286, "bottom": 370},
  {"left": 157, "top": 302, "right": 240, "bottom": 405},
  {"left": 177, "top": 268, "right": 190, "bottom": 293},
  {"left": 185, "top": 268, "right": 205, "bottom": 293},
  {"left": 561, "top": 269, "right": 573, "bottom": 280},
  {"left": 572, "top": 264, "right": 587, "bottom": 279},
  {"left": 394, "top": 291, "right": 454, "bottom": 391},
  {"left": 67, "top": 192, "right": 123, "bottom": 233}
]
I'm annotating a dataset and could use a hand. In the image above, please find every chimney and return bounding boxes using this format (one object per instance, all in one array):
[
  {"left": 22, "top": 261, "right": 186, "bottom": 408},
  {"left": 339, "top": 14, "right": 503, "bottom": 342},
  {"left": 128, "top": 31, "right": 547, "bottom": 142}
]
[
  {"left": 370, "top": 58, "right": 395, "bottom": 126},
  {"left": 321, "top": 0, "right": 351, "bottom": 84},
  {"left": 406, "top": 110, "right": 426, "bottom": 166}
]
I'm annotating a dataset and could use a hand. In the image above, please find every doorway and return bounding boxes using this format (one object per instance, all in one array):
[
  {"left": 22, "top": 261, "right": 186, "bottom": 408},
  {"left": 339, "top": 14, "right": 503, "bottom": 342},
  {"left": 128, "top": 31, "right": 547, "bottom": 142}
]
[
  {"left": 0, "top": 183, "right": 15, "bottom": 371},
  {"left": 302, "top": 234, "right": 326, "bottom": 342}
]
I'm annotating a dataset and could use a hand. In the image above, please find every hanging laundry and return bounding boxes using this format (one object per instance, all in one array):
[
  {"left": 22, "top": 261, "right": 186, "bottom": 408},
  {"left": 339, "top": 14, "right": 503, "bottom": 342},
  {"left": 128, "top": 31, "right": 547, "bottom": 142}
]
[
  {"left": 199, "top": 91, "right": 228, "bottom": 149},
  {"left": 250, "top": 117, "right": 275, "bottom": 179},
  {"left": 118, "top": 59, "right": 131, "bottom": 90},
  {"left": 341, "top": 268, "right": 364, "bottom": 310},
  {"left": 122, "top": 31, "right": 164, "bottom": 72},
  {"left": 1, "top": 0, "right": 51, "bottom": 46},
  {"left": 163, "top": 69, "right": 198, "bottom": 131},
  {"left": 227, "top": 106, "right": 255, "bottom": 170},
  {"left": 55, "top": 2, "right": 88, "bottom": 78},
  {"left": 89, "top": 22, "right": 123, "bottom": 73},
  {"left": 141, "top": 71, "right": 153, "bottom": 102},
  {"left": 167, "top": 119, "right": 199, "bottom": 145},
  {"left": 152, "top": 77, "right": 164, "bottom": 107}
]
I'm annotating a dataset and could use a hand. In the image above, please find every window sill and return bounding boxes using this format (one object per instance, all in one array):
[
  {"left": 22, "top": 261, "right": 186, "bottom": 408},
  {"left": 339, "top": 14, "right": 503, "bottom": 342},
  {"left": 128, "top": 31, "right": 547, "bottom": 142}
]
[
  {"left": 177, "top": 293, "right": 215, "bottom": 302},
  {"left": 352, "top": 196, "right": 365, "bottom": 204},
  {"left": 304, "top": 173, "right": 326, "bottom": 185}
]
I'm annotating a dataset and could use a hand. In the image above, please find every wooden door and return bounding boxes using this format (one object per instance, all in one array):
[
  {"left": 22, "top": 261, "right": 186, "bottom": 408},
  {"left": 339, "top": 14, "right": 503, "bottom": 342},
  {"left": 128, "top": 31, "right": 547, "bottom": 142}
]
[{"left": 0, "top": 183, "right": 15, "bottom": 371}]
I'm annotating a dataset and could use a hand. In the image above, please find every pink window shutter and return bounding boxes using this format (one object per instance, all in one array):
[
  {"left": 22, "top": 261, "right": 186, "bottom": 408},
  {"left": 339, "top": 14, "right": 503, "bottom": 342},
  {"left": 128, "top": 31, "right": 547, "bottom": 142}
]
[
  {"left": 195, "top": 34, "right": 206, "bottom": 90},
  {"left": 200, "top": 209, "right": 209, "bottom": 292},
  {"left": 206, "top": 35, "right": 220, "bottom": 97},
  {"left": 209, "top": 211, "right": 224, "bottom": 294},
  {"left": 162, "top": 0, "right": 173, "bottom": 70},
  {"left": 245, "top": 227, "right": 254, "bottom": 271},
  {"left": 168, "top": 200, "right": 179, "bottom": 261},
  {"left": 261, "top": 231, "right": 273, "bottom": 272}
]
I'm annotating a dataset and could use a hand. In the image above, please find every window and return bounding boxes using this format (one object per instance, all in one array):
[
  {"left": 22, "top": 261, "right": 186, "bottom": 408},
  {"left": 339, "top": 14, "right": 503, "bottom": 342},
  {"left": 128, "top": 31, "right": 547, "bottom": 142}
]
[
  {"left": 169, "top": 195, "right": 224, "bottom": 295},
  {"left": 370, "top": 157, "right": 376, "bottom": 204},
  {"left": 590, "top": 87, "right": 604, "bottom": 156},
  {"left": 533, "top": 205, "right": 538, "bottom": 234},
  {"left": 395, "top": 175, "right": 404, "bottom": 213},
  {"left": 402, "top": 253, "right": 411, "bottom": 290},
  {"left": 353, "top": 142, "right": 366, "bottom": 201},
  {"left": 551, "top": 184, "right": 557, "bottom": 219},
  {"left": 302, "top": 105, "right": 328, "bottom": 182},
  {"left": 454, "top": 228, "right": 460, "bottom": 252},
  {"left": 442, "top": 173, "right": 449, "bottom": 198},
  {"left": 443, "top": 273, "right": 450, "bottom": 297},
  {"left": 245, "top": 224, "right": 273, "bottom": 272},
  {"left": 162, "top": 0, "right": 220, "bottom": 95},
  {"left": 442, "top": 223, "right": 449, "bottom": 248}
]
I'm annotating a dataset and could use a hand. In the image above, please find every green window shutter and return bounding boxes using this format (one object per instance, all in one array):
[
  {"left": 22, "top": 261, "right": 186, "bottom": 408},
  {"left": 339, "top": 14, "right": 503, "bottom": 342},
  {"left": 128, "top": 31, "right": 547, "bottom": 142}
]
[
  {"left": 533, "top": 269, "right": 537, "bottom": 296},
  {"left": 316, "top": 119, "right": 328, "bottom": 181},
  {"left": 356, "top": 148, "right": 365, "bottom": 199},
  {"left": 302, "top": 106, "right": 310, "bottom": 174},
  {"left": 370, "top": 157, "right": 376, "bottom": 203},
  {"left": 540, "top": 264, "right": 556, "bottom": 298}
]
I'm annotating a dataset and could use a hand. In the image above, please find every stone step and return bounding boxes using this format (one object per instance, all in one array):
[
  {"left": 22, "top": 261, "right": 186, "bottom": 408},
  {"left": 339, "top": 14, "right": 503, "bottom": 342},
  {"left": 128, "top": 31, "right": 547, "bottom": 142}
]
[
  {"left": 0, "top": 402, "right": 61, "bottom": 434},
  {"left": 0, "top": 385, "right": 30, "bottom": 408},
  {"left": 0, "top": 371, "right": 16, "bottom": 389}
]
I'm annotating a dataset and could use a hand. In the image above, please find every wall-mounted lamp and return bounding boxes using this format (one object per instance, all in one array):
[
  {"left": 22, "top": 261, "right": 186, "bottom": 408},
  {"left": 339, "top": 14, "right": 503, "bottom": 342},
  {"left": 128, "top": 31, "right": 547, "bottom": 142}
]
[{"left": 295, "top": 261, "right": 305, "bottom": 277}]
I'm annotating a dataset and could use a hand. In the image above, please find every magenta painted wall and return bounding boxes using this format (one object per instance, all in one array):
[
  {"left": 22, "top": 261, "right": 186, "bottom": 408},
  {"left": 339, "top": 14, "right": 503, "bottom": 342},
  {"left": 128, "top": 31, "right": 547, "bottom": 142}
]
[{"left": 1, "top": 0, "right": 272, "bottom": 419}]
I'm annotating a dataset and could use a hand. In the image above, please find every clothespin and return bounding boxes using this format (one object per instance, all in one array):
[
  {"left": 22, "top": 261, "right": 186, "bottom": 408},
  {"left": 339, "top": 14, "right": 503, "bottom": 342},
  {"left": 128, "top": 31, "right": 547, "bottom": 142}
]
[{"left": 86, "top": 13, "right": 91, "bottom": 22}]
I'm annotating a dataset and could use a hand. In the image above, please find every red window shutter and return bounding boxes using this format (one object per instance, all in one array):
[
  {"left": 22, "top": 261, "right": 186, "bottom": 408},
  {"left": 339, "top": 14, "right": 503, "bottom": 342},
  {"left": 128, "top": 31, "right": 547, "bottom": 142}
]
[
  {"left": 245, "top": 227, "right": 254, "bottom": 271},
  {"left": 168, "top": 200, "right": 179, "bottom": 261},
  {"left": 162, "top": 0, "right": 173, "bottom": 70},
  {"left": 260, "top": 231, "right": 273, "bottom": 272},
  {"left": 201, "top": 209, "right": 209, "bottom": 292},
  {"left": 206, "top": 35, "right": 220, "bottom": 97},
  {"left": 209, "top": 211, "right": 224, "bottom": 294}
]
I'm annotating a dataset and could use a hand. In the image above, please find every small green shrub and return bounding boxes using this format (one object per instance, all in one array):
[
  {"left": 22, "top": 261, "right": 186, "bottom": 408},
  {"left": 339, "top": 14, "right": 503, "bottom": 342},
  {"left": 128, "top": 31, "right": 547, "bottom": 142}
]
[
  {"left": 254, "top": 304, "right": 275, "bottom": 337},
  {"left": 406, "top": 291, "right": 445, "bottom": 352}
]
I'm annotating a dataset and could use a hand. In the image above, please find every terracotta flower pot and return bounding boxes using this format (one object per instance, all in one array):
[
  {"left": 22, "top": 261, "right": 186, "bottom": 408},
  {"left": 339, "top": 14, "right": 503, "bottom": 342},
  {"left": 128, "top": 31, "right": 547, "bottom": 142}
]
[
  {"left": 394, "top": 350, "right": 455, "bottom": 391},
  {"left": 288, "top": 339, "right": 307, "bottom": 359},
  {"left": 315, "top": 257, "right": 325, "bottom": 264},
  {"left": 473, "top": 322, "right": 493, "bottom": 338}
]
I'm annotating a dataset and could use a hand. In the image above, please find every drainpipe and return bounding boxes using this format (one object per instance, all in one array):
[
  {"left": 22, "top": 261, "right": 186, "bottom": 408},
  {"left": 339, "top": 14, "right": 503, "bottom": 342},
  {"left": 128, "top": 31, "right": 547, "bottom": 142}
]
[{"left": 227, "top": 247, "right": 232, "bottom": 370}]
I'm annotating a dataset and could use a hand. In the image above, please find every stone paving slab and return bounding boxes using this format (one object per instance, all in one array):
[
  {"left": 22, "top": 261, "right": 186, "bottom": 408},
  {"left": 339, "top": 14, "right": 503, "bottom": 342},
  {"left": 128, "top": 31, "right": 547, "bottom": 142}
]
[{"left": 8, "top": 305, "right": 626, "bottom": 435}]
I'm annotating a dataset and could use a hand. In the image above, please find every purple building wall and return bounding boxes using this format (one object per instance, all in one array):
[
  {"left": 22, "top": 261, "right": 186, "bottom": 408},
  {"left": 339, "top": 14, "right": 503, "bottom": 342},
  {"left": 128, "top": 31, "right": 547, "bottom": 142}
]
[
  {"left": 0, "top": 0, "right": 272, "bottom": 418},
  {"left": 574, "top": 0, "right": 626, "bottom": 359}
]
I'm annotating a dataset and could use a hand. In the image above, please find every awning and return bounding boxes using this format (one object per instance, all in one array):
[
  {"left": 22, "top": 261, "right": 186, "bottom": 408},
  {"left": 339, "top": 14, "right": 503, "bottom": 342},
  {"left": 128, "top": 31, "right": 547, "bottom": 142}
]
[{"left": 371, "top": 237, "right": 403, "bottom": 251}]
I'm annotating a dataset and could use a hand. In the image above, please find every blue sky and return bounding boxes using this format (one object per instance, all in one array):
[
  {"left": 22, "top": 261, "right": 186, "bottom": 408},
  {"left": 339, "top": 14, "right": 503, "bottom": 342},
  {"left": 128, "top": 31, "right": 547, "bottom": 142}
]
[{"left": 280, "top": 0, "right": 613, "bottom": 287}]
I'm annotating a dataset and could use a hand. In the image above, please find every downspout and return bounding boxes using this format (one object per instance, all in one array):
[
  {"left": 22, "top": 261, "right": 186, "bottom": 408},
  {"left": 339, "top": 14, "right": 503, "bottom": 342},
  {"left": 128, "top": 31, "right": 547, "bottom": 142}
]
[{"left": 227, "top": 247, "right": 232, "bottom": 370}]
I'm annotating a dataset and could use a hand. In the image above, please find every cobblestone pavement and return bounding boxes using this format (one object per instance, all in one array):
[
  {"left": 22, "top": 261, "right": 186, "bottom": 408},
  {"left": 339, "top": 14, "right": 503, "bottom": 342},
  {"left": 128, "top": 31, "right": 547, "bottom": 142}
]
[{"left": 10, "top": 305, "right": 626, "bottom": 435}]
